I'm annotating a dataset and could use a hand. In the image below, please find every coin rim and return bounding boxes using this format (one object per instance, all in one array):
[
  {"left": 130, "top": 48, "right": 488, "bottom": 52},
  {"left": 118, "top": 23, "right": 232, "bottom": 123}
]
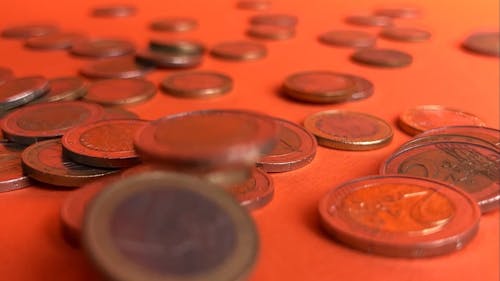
[
  {"left": 160, "top": 71, "right": 233, "bottom": 98},
  {"left": 84, "top": 78, "right": 156, "bottom": 106}
]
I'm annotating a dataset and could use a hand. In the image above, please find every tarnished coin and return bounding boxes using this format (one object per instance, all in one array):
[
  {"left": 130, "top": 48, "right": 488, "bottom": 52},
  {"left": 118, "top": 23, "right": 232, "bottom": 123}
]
[
  {"left": 1, "top": 24, "right": 59, "bottom": 39},
  {"left": 210, "top": 41, "right": 267, "bottom": 61},
  {"left": 91, "top": 5, "right": 136, "bottom": 17},
  {"left": 161, "top": 71, "right": 232, "bottom": 98},
  {"left": 149, "top": 39, "right": 205, "bottom": 55},
  {"left": 247, "top": 24, "right": 295, "bottom": 40},
  {"left": 462, "top": 32, "right": 500, "bottom": 57},
  {"left": 71, "top": 38, "right": 135, "bottom": 58},
  {"left": 62, "top": 119, "right": 147, "bottom": 168},
  {"left": 398, "top": 105, "right": 486, "bottom": 136},
  {"left": 375, "top": 7, "right": 421, "bottom": 18},
  {"left": 237, "top": 0, "right": 271, "bottom": 10},
  {"left": 1, "top": 101, "right": 104, "bottom": 145},
  {"left": 84, "top": 78, "right": 156, "bottom": 106},
  {"left": 83, "top": 171, "right": 258, "bottom": 281},
  {"left": 0, "top": 143, "right": 31, "bottom": 193},
  {"left": 351, "top": 48, "right": 413, "bottom": 67},
  {"left": 21, "top": 139, "right": 117, "bottom": 187},
  {"left": 25, "top": 32, "right": 86, "bottom": 50},
  {"left": 304, "top": 110, "right": 393, "bottom": 150},
  {"left": 31, "top": 76, "right": 87, "bottom": 103},
  {"left": 380, "top": 27, "right": 431, "bottom": 42},
  {"left": 149, "top": 17, "right": 198, "bottom": 32},
  {"left": 417, "top": 125, "right": 500, "bottom": 150},
  {"left": 381, "top": 141, "right": 500, "bottom": 213},
  {"left": 227, "top": 168, "right": 273, "bottom": 210},
  {"left": 257, "top": 117, "right": 317, "bottom": 172},
  {"left": 398, "top": 134, "right": 498, "bottom": 152},
  {"left": 319, "top": 30, "right": 376, "bottom": 48},
  {"left": 345, "top": 15, "right": 393, "bottom": 27},
  {"left": 80, "top": 56, "right": 154, "bottom": 79},
  {"left": 0, "top": 76, "right": 49, "bottom": 111},
  {"left": 102, "top": 107, "right": 139, "bottom": 120},
  {"left": 319, "top": 175, "right": 480, "bottom": 257},
  {"left": 135, "top": 49, "right": 202, "bottom": 68},
  {"left": 249, "top": 14, "right": 298, "bottom": 27},
  {"left": 0, "top": 67, "right": 14, "bottom": 84}
]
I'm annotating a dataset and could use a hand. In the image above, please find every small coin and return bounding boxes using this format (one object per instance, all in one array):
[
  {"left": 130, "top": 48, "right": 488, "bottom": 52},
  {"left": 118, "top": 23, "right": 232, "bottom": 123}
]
[
  {"left": 0, "top": 76, "right": 49, "bottom": 111},
  {"left": 149, "top": 17, "right": 198, "bottom": 32},
  {"left": 249, "top": 14, "right": 298, "bottom": 27},
  {"left": 25, "top": 32, "right": 86, "bottom": 50},
  {"left": 91, "top": 5, "right": 136, "bottom": 17},
  {"left": 71, "top": 38, "right": 135, "bottom": 58},
  {"left": 375, "top": 7, "right": 421, "bottom": 18},
  {"left": 210, "top": 41, "right": 267, "bottom": 61},
  {"left": 319, "top": 30, "right": 376, "bottom": 48},
  {"left": 347, "top": 74, "right": 374, "bottom": 101},
  {"left": 1, "top": 24, "right": 59, "bottom": 39},
  {"left": 80, "top": 56, "right": 154, "bottom": 79},
  {"left": 247, "top": 24, "right": 295, "bottom": 40},
  {"left": 1, "top": 101, "right": 104, "bottom": 145},
  {"left": 84, "top": 78, "right": 156, "bottom": 106},
  {"left": 257, "top": 117, "right": 317, "bottom": 172},
  {"left": 345, "top": 15, "right": 393, "bottom": 27},
  {"left": 149, "top": 38, "right": 205, "bottom": 55},
  {"left": 0, "top": 67, "right": 14, "bottom": 84},
  {"left": 237, "top": 0, "right": 271, "bottom": 10},
  {"left": 102, "top": 107, "right": 139, "bottom": 120},
  {"left": 0, "top": 143, "right": 31, "bottom": 193},
  {"left": 304, "top": 110, "right": 393, "bottom": 150},
  {"left": 380, "top": 27, "right": 431, "bottom": 42},
  {"left": 227, "top": 168, "right": 273, "bottom": 210},
  {"left": 319, "top": 175, "right": 480, "bottom": 257},
  {"left": 135, "top": 49, "right": 202, "bottom": 68},
  {"left": 351, "top": 48, "right": 413, "bottom": 67},
  {"left": 30, "top": 76, "right": 87, "bottom": 104},
  {"left": 380, "top": 141, "right": 500, "bottom": 213},
  {"left": 398, "top": 105, "right": 486, "bottom": 136},
  {"left": 21, "top": 139, "right": 117, "bottom": 187},
  {"left": 462, "top": 32, "right": 500, "bottom": 57},
  {"left": 417, "top": 125, "right": 500, "bottom": 150},
  {"left": 398, "top": 134, "right": 499, "bottom": 152},
  {"left": 161, "top": 71, "right": 233, "bottom": 98},
  {"left": 83, "top": 171, "right": 258, "bottom": 281}
]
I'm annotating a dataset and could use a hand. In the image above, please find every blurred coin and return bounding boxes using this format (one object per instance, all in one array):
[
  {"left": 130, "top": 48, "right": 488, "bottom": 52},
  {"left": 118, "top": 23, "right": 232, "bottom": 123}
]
[
  {"left": 84, "top": 78, "right": 156, "bottom": 106},
  {"left": 1, "top": 24, "right": 59, "bottom": 39},
  {"left": 347, "top": 74, "right": 374, "bottom": 101},
  {"left": 80, "top": 56, "right": 154, "bottom": 79},
  {"left": 249, "top": 14, "right": 298, "bottom": 27},
  {"left": 319, "top": 30, "right": 376, "bottom": 48},
  {"left": 0, "top": 76, "right": 49, "bottom": 111},
  {"left": 135, "top": 49, "right": 202, "bottom": 68},
  {"left": 345, "top": 15, "right": 393, "bottom": 27},
  {"left": 149, "top": 38, "right": 205, "bottom": 55},
  {"left": 227, "top": 168, "right": 273, "bottom": 210},
  {"left": 102, "top": 107, "right": 139, "bottom": 120},
  {"left": 71, "top": 38, "right": 135, "bottom": 58},
  {"left": 417, "top": 125, "right": 500, "bottom": 149},
  {"left": 398, "top": 134, "right": 498, "bottom": 152},
  {"left": 91, "top": 5, "right": 136, "bottom": 17},
  {"left": 149, "top": 17, "right": 198, "bottom": 32},
  {"left": 319, "top": 175, "right": 480, "bottom": 257},
  {"left": 380, "top": 27, "right": 431, "bottom": 42},
  {"left": 351, "top": 48, "right": 412, "bottom": 67},
  {"left": 237, "top": 0, "right": 271, "bottom": 10},
  {"left": 31, "top": 76, "right": 87, "bottom": 104},
  {"left": 25, "top": 32, "right": 86, "bottom": 50},
  {"left": 375, "top": 7, "right": 421, "bottom": 18},
  {"left": 0, "top": 143, "right": 31, "bottom": 193},
  {"left": 0, "top": 67, "right": 14, "bottom": 84},
  {"left": 161, "top": 71, "right": 232, "bottom": 98},
  {"left": 210, "top": 41, "right": 267, "bottom": 61},
  {"left": 462, "top": 32, "right": 500, "bottom": 57},
  {"left": 247, "top": 24, "right": 295, "bottom": 40}
]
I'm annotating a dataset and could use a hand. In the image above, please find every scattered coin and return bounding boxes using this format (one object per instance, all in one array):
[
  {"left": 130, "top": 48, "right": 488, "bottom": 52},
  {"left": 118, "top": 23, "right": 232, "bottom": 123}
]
[
  {"left": 345, "top": 15, "right": 393, "bottom": 27},
  {"left": 247, "top": 24, "right": 295, "bottom": 40},
  {"left": 380, "top": 27, "right": 431, "bottom": 42},
  {"left": 249, "top": 14, "right": 298, "bottom": 27},
  {"left": 31, "top": 76, "right": 87, "bottom": 103},
  {"left": 227, "top": 168, "right": 273, "bottom": 210},
  {"left": 0, "top": 67, "right": 14, "bottom": 84},
  {"left": 0, "top": 143, "right": 31, "bottom": 193},
  {"left": 25, "top": 32, "right": 86, "bottom": 50},
  {"left": 417, "top": 125, "right": 500, "bottom": 149},
  {"left": 462, "top": 32, "right": 500, "bottom": 57},
  {"left": 160, "top": 71, "right": 233, "bottom": 98},
  {"left": 71, "top": 38, "right": 135, "bottom": 58},
  {"left": 149, "top": 38, "right": 205, "bottom": 55},
  {"left": 319, "top": 30, "right": 376, "bottom": 48},
  {"left": 0, "top": 76, "right": 49, "bottom": 111},
  {"left": 149, "top": 17, "right": 198, "bottom": 32},
  {"left": 210, "top": 41, "right": 267, "bottom": 61},
  {"left": 347, "top": 74, "right": 374, "bottom": 101},
  {"left": 351, "top": 48, "right": 413, "bottom": 67},
  {"left": 398, "top": 134, "right": 498, "bottom": 152},
  {"left": 375, "top": 7, "right": 421, "bottom": 18},
  {"left": 102, "top": 107, "right": 139, "bottom": 120},
  {"left": 84, "top": 78, "right": 156, "bottom": 106},
  {"left": 237, "top": 0, "right": 271, "bottom": 10},
  {"left": 80, "top": 56, "right": 154, "bottom": 79},
  {"left": 91, "top": 5, "right": 136, "bottom": 17},
  {"left": 1, "top": 24, "right": 59, "bottom": 39},
  {"left": 135, "top": 49, "right": 202, "bottom": 68}
]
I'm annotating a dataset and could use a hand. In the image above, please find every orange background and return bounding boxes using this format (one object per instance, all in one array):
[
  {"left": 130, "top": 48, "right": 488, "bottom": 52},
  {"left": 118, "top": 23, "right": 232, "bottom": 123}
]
[{"left": 0, "top": 0, "right": 499, "bottom": 281}]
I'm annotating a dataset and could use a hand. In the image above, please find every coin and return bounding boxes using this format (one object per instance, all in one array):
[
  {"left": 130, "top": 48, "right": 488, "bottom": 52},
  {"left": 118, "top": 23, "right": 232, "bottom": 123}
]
[
  {"left": 84, "top": 78, "right": 156, "bottom": 106},
  {"left": 80, "top": 56, "right": 153, "bottom": 79},
  {"left": 257, "top": 117, "right": 317, "bottom": 172},
  {"left": 417, "top": 125, "right": 500, "bottom": 149},
  {"left": 62, "top": 119, "right": 147, "bottom": 168},
  {"left": 345, "top": 15, "right": 393, "bottom": 27},
  {"left": 398, "top": 134, "right": 499, "bottom": 152},
  {"left": 0, "top": 76, "right": 49, "bottom": 111},
  {"left": 227, "top": 168, "right": 273, "bottom": 210},
  {"left": 318, "top": 30, "right": 376, "bottom": 48},
  {"left": 91, "top": 5, "right": 136, "bottom": 17},
  {"left": 398, "top": 105, "right": 486, "bottom": 136},
  {"left": 83, "top": 171, "right": 258, "bottom": 281},
  {"left": 375, "top": 7, "right": 421, "bottom": 18},
  {"left": 351, "top": 48, "right": 413, "bottom": 67},
  {"left": 30, "top": 76, "right": 87, "bottom": 103},
  {"left": 160, "top": 71, "right": 233, "bottom": 98},
  {"left": 21, "top": 139, "right": 117, "bottom": 187},
  {"left": 149, "top": 39, "right": 205, "bottom": 55},
  {"left": 247, "top": 24, "right": 295, "bottom": 40},
  {"left": 380, "top": 141, "right": 500, "bottom": 213},
  {"left": 304, "top": 110, "right": 393, "bottom": 150},
  {"left": 135, "top": 49, "right": 202, "bottom": 68},
  {"left": 24, "top": 32, "right": 86, "bottom": 50},
  {"left": 71, "top": 38, "right": 135, "bottom": 58},
  {"left": 0, "top": 143, "right": 31, "bottom": 193},
  {"left": 380, "top": 27, "right": 431, "bottom": 42},
  {"left": 102, "top": 107, "right": 139, "bottom": 120},
  {"left": 149, "top": 17, "right": 198, "bottom": 32},
  {"left": 1, "top": 24, "right": 59, "bottom": 39},
  {"left": 462, "top": 32, "right": 500, "bottom": 57},
  {"left": 249, "top": 14, "right": 298, "bottom": 27},
  {"left": 210, "top": 41, "right": 267, "bottom": 61},
  {"left": 0, "top": 67, "right": 14, "bottom": 84},
  {"left": 237, "top": 0, "right": 271, "bottom": 10},
  {"left": 347, "top": 74, "right": 374, "bottom": 101},
  {"left": 319, "top": 175, "right": 480, "bottom": 257},
  {"left": 1, "top": 101, "right": 104, "bottom": 145}
]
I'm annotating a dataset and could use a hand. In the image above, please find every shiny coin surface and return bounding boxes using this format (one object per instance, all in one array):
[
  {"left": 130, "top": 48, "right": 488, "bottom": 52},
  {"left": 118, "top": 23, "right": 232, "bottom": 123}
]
[
  {"left": 380, "top": 27, "right": 431, "bottom": 42},
  {"left": 351, "top": 48, "right": 412, "bottom": 67},
  {"left": 0, "top": 67, "right": 14, "bottom": 84},
  {"left": 257, "top": 117, "right": 316, "bottom": 172},
  {"left": 149, "top": 39, "right": 205, "bottom": 55},
  {"left": 71, "top": 38, "right": 135, "bottom": 58},
  {"left": 319, "top": 30, "right": 376, "bottom": 48},
  {"left": 161, "top": 71, "right": 232, "bottom": 98},
  {"left": 149, "top": 17, "right": 198, "bottom": 32},
  {"left": 0, "top": 143, "right": 31, "bottom": 193},
  {"left": 31, "top": 76, "right": 87, "bottom": 103},
  {"left": 0, "top": 76, "right": 49, "bottom": 111},
  {"left": 1, "top": 24, "right": 59, "bottom": 39},
  {"left": 381, "top": 141, "right": 500, "bottom": 213},
  {"left": 135, "top": 49, "right": 202, "bottom": 68},
  {"left": 83, "top": 171, "right": 258, "bottom": 281},
  {"left": 84, "top": 78, "right": 156, "bottom": 106},
  {"left": 345, "top": 15, "right": 393, "bottom": 27},
  {"left": 375, "top": 6, "right": 421, "bottom": 18},
  {"left": 237, "top": 0, "right": 271, "bottom": 10},
  {"left": 102, "top": 107, "right": 139, "bottom": 120},
  {"left": 228, "top": 168, "right": 273, "bottom": 210},
  {"left": 1, "top": 101, "right": 104, "bottom": 145},
  {"left": 91, "top": 5, "right": 136, "bottom": 17},
  {"left": 21, "top": 139, "right": 117, "bottom": 187},
  {"left": 398, "top": 134, "right": 498, "bottom": 152},
  {"left": 249, "top": 14, "right": 298, "bottom": 27},
  {"left": 398, "top": 105, "right": 486, "bottom": 136},
  {"left": 80, "top": 56, "right": 154, "bottom": 79},
  {"left": 247, "top": 24, "right": 295, "bottom": 40},
  {"left": 319, "top": 175, "right": 480, "bottom": 257},
  {"left": 417, "top": 125, "right": 500, "bottom": 149},
  {"left": 62, "top": 119, "right": 147, "bottom": 168},
  {"left": 25, "top": 32, "right": 85, "bottom": 50},
  {"left": 462, "top": 32, "right": 500, "bottom": 57},
  {"left": 210, "top": 41, "right": 267, "bottom": 61},
  {"left": 304, "top": 110, "right": 393, "bottom": 150}
]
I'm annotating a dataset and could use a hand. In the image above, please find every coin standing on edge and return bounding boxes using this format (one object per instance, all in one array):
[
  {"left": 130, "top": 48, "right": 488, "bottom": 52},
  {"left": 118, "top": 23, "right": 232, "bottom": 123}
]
[
  {"left": 462, "top": 32, "right": 500, "bottom": 57},
  {"left": 80, "top": 56, "right": 154, "bottom": 79},
  {"left": 1, "top": 24, "right": 59, "bottom": 39},
  {"left": 417, "top": 125, "right": 500, "bottom": 149},
  {"left": 319, "top": 30, "right": 376, "bottom": 48},
  {"left": 71, "top": 38, "right": 135, "bottom": 58},
  {"left": 161, "top": 71, "right": 233, "bottom": 98},
  {"left": 351, "top": 48, "right": 413, "bottom": 67},
  {"left": 0, "top": 143, "right": 31, "bottom": 193},
  {"left": 25, "top": 32, "right": 86, "bottom": 50},
  {"left": 210, "top": 41, "right": 267, "bottom": 61},
  {"left": 84, "top": 78, "right": 156, "bottom": 106},
  {"left": 31, "top": 76, "right": 87, "bottom": 103},
  {"left": 228, "top": 168, "right": 274, "bottom": 210},
  {"left": 380, "top": 27, "right": 431, "bottom": 42},
  {"left": 149, "top": 17, "right": 198, "bottom": 32},
  {"left": 0, "top": 76, "right": 49, "bottom": 111}
]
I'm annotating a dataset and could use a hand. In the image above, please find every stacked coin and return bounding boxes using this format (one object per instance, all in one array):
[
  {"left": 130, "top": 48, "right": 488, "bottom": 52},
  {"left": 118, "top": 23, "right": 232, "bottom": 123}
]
[{"left": 136, "top": 38, "right": 204, "bottom": 68}]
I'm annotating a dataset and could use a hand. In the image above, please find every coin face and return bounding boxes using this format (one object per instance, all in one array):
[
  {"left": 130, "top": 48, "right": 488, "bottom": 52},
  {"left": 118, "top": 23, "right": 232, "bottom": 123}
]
[
  {"left": 380, "top": 27, "right": 431, "bottom": 42},
  {"left": 345, "top": 15, "right": 393, "bottom": 27},
  {"left": 462, "top": 32, "right": 500, "bottom": 57},
  {"left": 80, "top": 56, "right": 154, "bottom": 79},
  {"left": 149, "top": 17, "right": 198, "bottom": 32},
  {"left": 319, "top": 175, "right": 480, "bottom": 257},
  {"left": 1, "top": 24, "right": 59, "bottom": 39},
  {"left": 417, "top": 125, "right": 500, "bottom": 149},
  {"left": 71, "top": 38, "right": 135, "bottom": 58},
  {"left": 25, "top": 32, "right": 86, "bottom": 50},
  {"left": 210, "top": 41, "right": 267, "bottom": 61},
  {"left": 247, "top": 24, "right": 295, "bottom": 40},
  {"left": 0, "top": 76, "right": 49, "bottom": 111},
  {"left": 31, "top": 76, "right": 87, "bottom": 103},
  {"left": 84, "top": 78, "right": 156, "bottom": 106},
  {"left": 319, "top": 30, "right": 376, "bottom": 48},
  {"left": 249, "top": 14, "right": 298, "bottom": 27},
  {"left": 0, "top": 143, "right": 31, "bottom": 193},
  {"left": 227, "top": 168, "right": 273, "bottom": 210},
  {"left": 91, "top": 5, "right": 136, "bottom": 17},
  {"left": 351, "top": 48, "right": 413, "bottom": 67},
  {"left": 161, "top": 71, "right": 233, "bottom": 98}
]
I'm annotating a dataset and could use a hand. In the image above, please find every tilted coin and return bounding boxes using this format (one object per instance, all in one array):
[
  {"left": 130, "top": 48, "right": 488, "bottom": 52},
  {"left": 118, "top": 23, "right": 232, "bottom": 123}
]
[
  {"left": 227, "top": 168, "right": 273, "bottom": 210},
  {"left": 237, "top": 0, "right": 271, "bottom": 10},
  {"left": 160, "top": 71, "right": 233, "bottom": 98},
  {"left": 71, "top": 38, "right": 135, "bottom": 58},
  {"left": 149, "top": 17, "right": 198, "bottom": 32},
  {"left": 375, "top": 6, "right": 421, "bottom": 18},
  {"left": 210, "top": 41, "right": 267, "bottom": 61},
  {"left": 380, "top": 27, "right": 431, "bottom": 42},
  {"left": 351, "top": 48, "right": 413, "bottom": 67},
  {"left": 0, "top": 67, "right": 14, "bottom": 84},
  {"left": 345, "top": 15, "right": 393, "bottom": 27},
  {"left": 397, "top": 134, "right": 499, "bottom": 152},
  {"left": 149, "top": 39, "right": 205, "bottom": 55},
  {"left": 91, "top": 5, "right": 136, "bottom": 17},
  {"left": 80, "top": 56, "right": 154, "bottom": 79},
  {"left": 0, "top": 76, "right": 49, "bottom": 111},
  {"left": 0, "top": 143, "right": 31, "bottom": 193},
  {"left": 25, "top": 32, "right": 86, "bottom": 50},
  {"left": 319, "top": 30, "right": 376, "bottom": 48},
  {"left": 84, "top": 78, "right": 156, "bottom": 106},
  {"left": 462, "top": 32, "right": 500, "bottom": 57},
  {"left": 135, "top": 49, "right": 202, "bottom": 68},
  {"left": 249, "top": 14, "right": 298, "bottom": 27},
  {"left": 1, "top": 24, "right": 59, "bottom": 39},
  {"left": 30, "top": 76, "right": 87, "bottom": 103},
  {"left": 417, "top": 125, "right": 500, "bottom": 150},
  {"left": 247, "top": 24, "right": 295, "bottom": 40}
]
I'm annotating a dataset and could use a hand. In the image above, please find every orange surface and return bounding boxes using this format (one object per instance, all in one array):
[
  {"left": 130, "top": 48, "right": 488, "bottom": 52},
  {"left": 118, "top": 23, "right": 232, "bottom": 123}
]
[{"left": 0, "top": 0, "right": 499, "bottom": 281}]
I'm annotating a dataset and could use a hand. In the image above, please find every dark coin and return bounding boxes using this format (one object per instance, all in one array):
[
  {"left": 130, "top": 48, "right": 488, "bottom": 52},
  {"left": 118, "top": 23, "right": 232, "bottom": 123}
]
[
  {"left": 237, "top": 0, "right": 271, "bottom": 10},
  {"left": 380, "top": 27, "right": 431, "bottom": 42},
  {"left": 319, "top": 30, "right": 376, "bottom": 48},
  {"left": 149, "top": 17, "right": 198, "bottom": 32},
  {"left": 1, "top": 24, "right": 59, "bottom": 39},
  {"left": 91, "top": 5, "right": 136, "bottom": 17},
  {"left": 83, "top": 171, "right": 258, "bottom": 281},
  {"left": 160, "top": 71, "right": 233, "bottom": 98},
  {"left": 71, "top": 38, "right": 135, "bottom": 58},
  {"left": 247, "top": 24, "right": 295, "bottom": 40},
  {"left": 80, "top": 56, "right": 154, "bottom": 79},
  {"left": 249, "top": 14, "right": 298, "bottom": 27},
  {"left": 462, "top": 32, "right": 500, "bottom": 57},
  {"left": 30, "top": 76, "right": 87, "bottom": 103},
  {"left": 0, "top": 143, "right": 31, "bottom": 193},
  {"left": 149, "top": 39, "right": 205, "bottom": 55},
  {"left": 102, "top": 107, "right": 139, "bottom": 120},
  {"left": 345, "top": 15, "right": 393, "bottom": 27},
  {"left": 351, "top": 48, "right": 413, "bottom": 67},
  {"left": 135, "top": 49, "right": 202, "bottom": 68},
  {"left": 227, "top": 168, "right": 273, "bottom": 210},
  {"left": 417, "top": 125, "right": 500, "bottom": 150},
  {"left": 84, "top": 78, "right": 156, "bottom": 106},
  {"left": 0, "top": 76, "right": 49, "bottom": 111},
  {"left": 375, "top": 7, "right": 421, "bottom": 18},
  {"left": 24, "top": 32, "right": 86, "bottom": 50},
  {"left": 210, "top": 41, "right": 267, "bottom": 61},
  {"left": 0, "top": 67, "right": 14, "bottom": 84}
]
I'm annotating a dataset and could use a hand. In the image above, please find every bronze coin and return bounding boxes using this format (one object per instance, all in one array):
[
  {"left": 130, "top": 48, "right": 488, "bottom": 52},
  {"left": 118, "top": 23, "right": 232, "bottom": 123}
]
[
  {"left": 249, "top": 14, "right": 298, "bottom": 27},
  {"left": 21, "top": 139, "right": 117, "bottom": 187},
  {"left": 1, "top": 24, "right": 59, "bottom": 39},
  {"left": 83, "top": 171, "right": 258, "bottom": 281},
  {"left": 30, "top": 76, "right": 87, "bottom": 103},
  {"left": 24, "top": 32, "right": 86, "bottom": 50},
  {"left": 398, "top": 105, "right": 486, "bottom": 136},
  {"left": 257, "top": 117, "right": 317, "bottom": 172},
  {"left": 247, "top": 24, "right": 295, "bottom": 40},
  {"left": 227, "top": 168, "right": 273, "bottom": 210},
  {"left": 91, "top": 5, "right": 136, "bottom": 17},
  {"left": 0, "top": 76, "right": 49, "bottom": 111},
  {"left": 351, "top": 48, "right": 413, "bottom": 67},
  {"left": 375, "top": 7, "right": 421, "bottom": 18},
  {"left": 210, "top": 41, "right": 267, "bottom": 61},
  {"left": 149, "top": 39, "right": 205, "bottom": 55},
  {"left": 346, "top": 74, "right": 374, "bottom": 101},
  {"left": 1, "top": 101, "right": 104, "bottom": 145},
  {"left": 0, "top": 143, "right": 31, "bottom": 193},
  {"left": 135, "top": 49, "right": 202, "bottom": 68},
  {"left": 345, "top": 15, "right": 393, "bottom": 27},
  {"left": 149, "top": 17, "right": 198, "bottom": 32},
  {"left": 381, "top": 141, "right": 500, "bottom": 213},
  {"left": 102, "top": 107, "right": 139, "bottom": 120},
  {"left": 380, "top": 27, "right": 431, "bottom": 42},
  {"left": 319, "top": 175, "right": 480, "bottom": 257},
  {"left": 304, "top": 110, "right": 393, "bottom": 150},
  {"left": 160, "top": 71, "right": 233, "bottom": 98},
  {"left": 71, "top": 38, "right": 135, "bottom": 58},
  {"left": 417, "top": 125, "right": 500, "bottom": 150},
  {"left": 84, "top": 78, "right": 156, "bottom": 106},
  {"left": 398, "top": 134, "right": 499, "bottom": 152},
  {"left": 237, "top": 0, "right": 271, "bottom": 10},
  {"left": 80, "top": 56, "right": 154, "bottom": 79},
  {"left": 462, "top": 32, "right": 500, "bottom": 57},
  {"left": 62, "top": 119, "right": 147, "bottom": 168},
  {"left": 319, "top": 30, "right": 376, "bottom": 48},
  {"left": 0, "top": 67, "right": 14, "bottom": 84}
]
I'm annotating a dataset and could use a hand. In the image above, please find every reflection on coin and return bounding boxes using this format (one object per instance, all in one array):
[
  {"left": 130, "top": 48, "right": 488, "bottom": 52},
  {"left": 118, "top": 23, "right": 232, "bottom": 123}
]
[
  {"left": 84, "top": 78, "right": 156, "bottom": 106},
  {"left": 304, "top": 110, "right": 393, "bottom": 150},
  {"left": 25, "top": 32, "right": 85, "bottom": 50},
  {"left": 21, "top": 139, "right": 117, "bottom": 187},
  {"left": 0, "top": 143, "right": 31, "bottom": 193},
  {"left": 351, "top": 48, "right": 412, "bottom": 67},
  {"left": 210, "top": 41, "right": 267, "bottom": 61},
  {"left": 0, "top": 76, "right": 49, "bottom": 111},
  {"left": 398, "top": 105, "right": 486, "bottom": 136},
  {"left": 0, "top": 67, "right": 14, "bottom": 84},
  {"left": 1, "top": 24, "right": 59, "bottom": 39},
  {"left": 319, "top": 30, "right": 376, "bottom": 48},
  {"left": 247, "top": 24, "right": 295, "bottom": 40},
  {"left": 249, "top": 14, "right": 298, "bottom": 27},
  {"left": 257, "top": 117, "right": 316, "bottom": 172},
  {"left": 71, "top": 38, "right": 135, "bottom": 58},
  {"left": 102, "top": 107, "right": 139, "bottom": 120},
  {"left": 375, "top": 7, "right": 421, "bottom": 18},
  {"left": 462, "top": 32, "right": 500, "bottom": 57},
  {"left": 417, "top": 125, "right": 500, "bottom": 150},
  {"left": 398, "top": 134, "right": 498, "bottom": 152},
  {"left": 345, "top": 15, "right": 393, "bottom": 27},
  {"left": 83, "top": 171, "right": 258, "bottom": 281},
  {"left": 319, "top": 175, "right": 480, "bottom": 257},
  {"left": 381, "top": 141, "right": 500, "bottom": 213},
  {"left": 31, "top": 76, "right": 87, "bottom": 103},
  {"left": 380, "top": 27, "right": 431, "bottom": 42},
  {"left": 237, "top": 0, "right": 271, "bottom": 10},
  {"left": 149, "top": 39, "right": 205, "bottom": 55},
  {"left": 80, "top": 56, "right": 154, "bottom": 79},
  {"left": 149, "top": 17, "right": 198, "bottom": 32},
  {"left": 227, "top": 168, "right": 273, "bottom": 210},
  {"left": 135, "top": 49, "right": 202, "bottom": 68},
  {"left": 161, "top": 71, "right": 232, "bottom": 98},
  {"left": 91, "top": 5, "right": 136, "bottom": 17}
]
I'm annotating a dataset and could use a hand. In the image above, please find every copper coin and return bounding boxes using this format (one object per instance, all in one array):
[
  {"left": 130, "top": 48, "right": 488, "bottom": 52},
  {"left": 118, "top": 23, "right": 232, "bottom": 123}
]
[
  {"left": 102, "top": 107, "right": 139, "bottom": 120},
  {"left": 249, "top": 14, "right": 298, "bottom": 27},
  {"left": 160, "top": 71, "right": 233, "bottom": 98},
  {"left": 304, "top": 110, "right": 393, "bottom": 150},
  {"left": 1, "top": 24, "right": 59, "bottom": 39},
  {"left": 149, "top": 39, "right": 205, "bottom": 55},
  {"left": 345, "top": 15, "right": 393, "bottom": 27},
  {"left": 398, "top": 105, "right": 486, "bottom": 136},
  {"left": 0, "top": 76, "right": 49, "bottom": 111},
  {"left": 237, "top": 0, "right": 271, "bottom": 10},
  {"left": 71, "top": 38, "right": 135, "bottom": 58},
  {"left": 319, "top": 30, "right": 376, "bottom": 48},
  {"left": 210, "top": 41, "right": 267, "bottom": 61},
  {"left": 0, "top": 67, "right": 14, "bottom": 84},
  {"left": 351, "top": 48, "right": 412, "bottom": 67},
  {"left": 83, "top": 171, "right": 258, "bottom": 281},
  {"left": 319, "top": 175, "right": 480, "bottom": 257},
  {"left": 149, "top": 17, "right": 198, "bottom": 32},
  {"left": 257, "top": 117, "right": 317, "bottom": 172},
  {"left": 375, "top": 7, "right": 421, "bottom": 18},
  {"left": 227, "top": 168, "right": 273, "bottom": 210},
  {"left": 381, "top": 141, "right": 500, "bottom": 213},
  {"left": 134, "top": 109, "right": 277, "bottom": 168},
  {"left": 462, "top": 32, "right": 500, "bottom": 57},
  {"left": 1, "top": 101, "right": 104, "bottom": 145},
  {"left": 0, "top": 143, "right": 31, "bottom": 193},
  {"left": 247, "top": 24, "right": 295, "bottom": 40},
  {"left": 84, "top": 78, "right": 156, "bottom": 106},
  {"left": 91, "top": 5, "right": 136, "bottom": 17},
  {"left": 346, "top": 74, "right": 374, "bottom": 101},
  {"left": 380, "top": 27, "right": 431, "bottom": 42},
  {"left": 135, "top": 49, "right": 202, "bottom": 68},
  {"left": 80, "top": 56, "right": 154, "bottom": 79},
  {"left": 21, "top": 139, "right": 117, "bottom": 187},
  {"left": 25, "top": 32, "right": 86, "bottom": 50},
  {"left": 62, "top": 119, "right": 147, "bottom": 168},
  {"left": 398, "top": 134, "right": 499, "bottom": 152},
  {"left": 30, "top": 76, "right": 87, "bottom": 103},
  {"left": 417, "top": 125, "right": 500, "bottom": 150}
]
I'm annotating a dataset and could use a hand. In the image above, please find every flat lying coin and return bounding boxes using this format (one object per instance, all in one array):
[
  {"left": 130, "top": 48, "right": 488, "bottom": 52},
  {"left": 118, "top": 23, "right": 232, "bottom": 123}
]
[
  {"left": 1, "top": 24, "right": 59, "bottom": 39},
  {"left": 0, "top": 143, "right": 31, "bottom": 193},
  {"left": 351, "top": 48, "right": 413, "bottom": 67},
  {"left": 25, "top": 32, "right": 86, "bottom": 50},
  {"left": 380, "top": 27, "right": 431, "bottom": 42},
  {"left": 319, "top": 30, "right": 376, "bottom": 48},
  {"left": 161, "top": 71, "right": 233, "bottom": 98},
  {"left": 31, "top": 76, "right": 87, "bottom": 103},
  {"left": 80, "top": 56, "right": 154, "bottom": 79},
  {"left": 71, "top": 38, "right": 135, "bottom": 58},
  {"left": 0, "top": 76, "right": 49, "bottom": 111},
  {"left": 91, "top": 5, "right": 136, "bottom": 17},
  {"left": 227, "top": 168, "right": 273, "bottom": 210},
  {"left": 0, "top": 67, "right": 14, "bottom": 84},
  {"left": 417, "top": 125, "right": 500, "bottom": 149},
  {"left": 247, "top": 24, "right": 295, "bottom": 40},
  {"left": 210, "top": 41, "right": 267, "bottom": 61},
  {"left": 149, "top": 39, "right": 205, "bottom": 55},
  {"left": 375, "top": 7, "right": 421, "bottom": 18},
  {"left": 398, "top": 134, "right": 498, "bottom": 152},
  {"left": 135, "top": 49, "right": 202, "bottom": 68},
  {"left": 84, "top": 78, "right": 156, "bottom": 106},
  {"left": 83, "top": 171, "right": 258, "bottom": 281},
  {"left": 462, "top": 32, "right": 500, "bottom": 57},
  {"left": 237, "top": 0, "right": 271, "bottom": 10},
  {"left": 319, "top": 175, "right": 480, "bottom": 257},
  {"left": 149, "top": 17, "right": 198, "bottom": 32},
  {"left": 249, "top": 14, "right": 298, "bottom": 27},
  {"left": 345, "top": 15, "right": 393, "bottom": 27}
]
